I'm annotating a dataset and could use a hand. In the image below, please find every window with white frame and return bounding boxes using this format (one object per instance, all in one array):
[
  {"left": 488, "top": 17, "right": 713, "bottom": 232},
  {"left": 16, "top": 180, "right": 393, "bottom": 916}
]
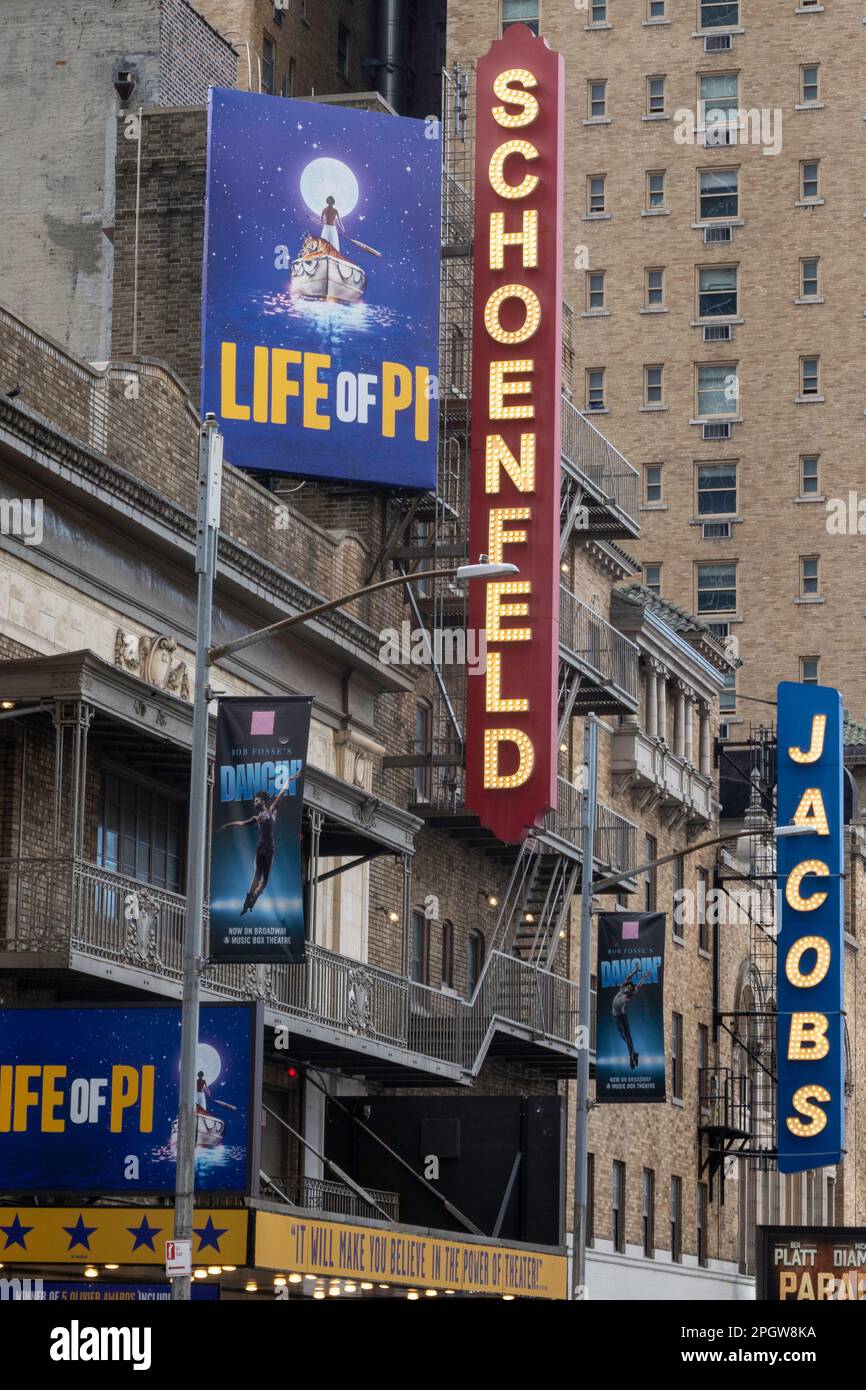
[
  {"left": 800, "top": 555, "right": 819, "bottom": 597},
  {"left": 591, "top": 0, "right": 608, "bottom": 21},
  {"left": 697, "top": 461, "right": 737, "bottom": 515},
  {"left": 587, "top": 368, "right": 606, "bottom": 410},
  {"left": 800, "top": 656, "right": 820, "bottom": 685},
  {"left": 588, "top": 80, "right": 608, "bottom": 118},
  {"left": 646, "top": 267, "right": 665, "bottom": 307},
  {"left": 644, "top": 463, "right": 663, "bottom": 504},
  {"left": 700, "top": 0, "right": 739, "bottom": 27},
  {"left": 501, "top": 0, "right": 540, "bottom": 35},
  {"left": 587, "top": 271, "right": 606, "bottom": 311},
  {"left": 800, "top": 258, "right": 819, "bottom": 298},
  {"left": 647, "top": 76, "right": 666, "bottom": 115},
  {"left": 800, "top": 64, "right": 820, "bottom": 104},
  {"left": 699, "top": 168, "right": 739, "bottom": 219},
  {"left": 800, "top": 453, "right": 820, "bottom": 495},
  {"left": 697, "top": 362, "right": 738, "bottom": 416},
  {"left": 644, "top": 364, "right": 664, "bottom": 405},
  {"left": 643, "top": 562, "right": 662, "bottom": 595},
  {"left": 697, "top": 561, "right": 737, "bottom": 613},
  {"left": 588, "top": 174, "right": 607, "bottom": 214},
  {"left": 800, "top": 160, "right": 820, "bottom": 200},
  {"left": 649, "top": 0, "right": 666, "bottom": 16},
  {"left": 698, "top": 265, "right": 737, "bottom": 317},
  {"left": 647, "top": 170, "right": 666, "bottom": 209},
  {"left": 699, "top": 72, "right": 739, "bottom": 136},
  {"left": 800, "top": 356, "right": 820, "bottom": 396}
]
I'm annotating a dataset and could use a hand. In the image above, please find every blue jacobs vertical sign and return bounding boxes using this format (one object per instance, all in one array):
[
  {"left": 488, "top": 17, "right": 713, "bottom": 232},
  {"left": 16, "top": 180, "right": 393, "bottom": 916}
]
[{"left": 776, "top": 682, "right": 845, "bottom": 1175}]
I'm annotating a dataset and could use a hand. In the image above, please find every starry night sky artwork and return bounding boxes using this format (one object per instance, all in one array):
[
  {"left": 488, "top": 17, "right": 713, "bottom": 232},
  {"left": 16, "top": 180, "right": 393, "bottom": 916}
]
[
  {"left": 0, "top": 1005, "right": 256, "bottom": 1193},
  {"left": 201, "top": 88, "right": 442, "bottom": 489}
]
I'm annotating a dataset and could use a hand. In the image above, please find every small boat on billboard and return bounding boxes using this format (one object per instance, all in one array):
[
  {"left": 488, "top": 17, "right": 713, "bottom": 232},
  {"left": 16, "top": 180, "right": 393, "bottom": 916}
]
[
  {"left": 291, "top": 235, "right": 367, "bottom": 305},
  {"left": 170, "top": 1112, "right": 226, "bottom": 1150}
]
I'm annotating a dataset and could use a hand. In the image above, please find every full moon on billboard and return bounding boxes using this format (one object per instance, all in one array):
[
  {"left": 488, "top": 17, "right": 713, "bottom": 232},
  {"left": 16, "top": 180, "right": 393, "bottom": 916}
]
[{"left": 299, "top": 157, "right": 360, "bottom": 217}]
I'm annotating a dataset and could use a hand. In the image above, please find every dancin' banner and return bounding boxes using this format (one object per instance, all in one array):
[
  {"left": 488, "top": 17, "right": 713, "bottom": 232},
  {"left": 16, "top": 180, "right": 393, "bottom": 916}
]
[
  {"left": 595, "top": 912, "right": 666, "bottom": 1103},
  {"left": 201, "top": 88, "right": 441, "bottom": 489},
  {"left": 209, "top": 696, "right": 311, "bottom": 963}
]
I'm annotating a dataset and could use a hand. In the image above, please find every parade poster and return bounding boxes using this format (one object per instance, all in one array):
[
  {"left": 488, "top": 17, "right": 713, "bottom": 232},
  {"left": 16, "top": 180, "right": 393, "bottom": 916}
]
[
  {"left": 0, "top": 1004, "right": 260, "bottom": 1194},
  {"left": 209, "top": 696, "right": 311, "bottom": 963},
  {"left": 758, "top": 1227, "right": 866, "bottom": 1301},
  {"left": 201, "top": 88, "right": 441, "bottom": 489},
  {"left": 595, "top": 912, "right": 667, "bottom": 1103}
]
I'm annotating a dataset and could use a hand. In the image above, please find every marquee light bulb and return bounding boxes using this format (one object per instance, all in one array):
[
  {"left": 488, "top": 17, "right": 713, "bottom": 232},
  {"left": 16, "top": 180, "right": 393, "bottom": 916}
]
[
  {"left": 788, "top": 714, "right": 827, "bottom": 764},
  {"left": 486, "top": 580, "right": 532, "bottom": 643},
  {"left": 486, "top": 652, "right": 529, "bottom": 714},
  {"left": 484, "top": 728, "right": 535, "bottom": 790},
  {"left": 785, "top": 934, "right": 831, "bottom": 988},
  {"left": 792, "top": 787, "right": 830, "bottom": 835},
  {"left": 484, "top": 284, "right": 542, "bottom": 346},
  {"left": 488, "top": 140, "right": 540, "bottom": 200},
  {"left": 786, "top": 1085, "right": 831, "bottom": 1138},
  {"left": 785, "top": 859, "right": 830, "bottom": 912},
  {"left": 787, "top": 1012, "right": 830, "bottom": 1061},
  {"left": 487, "top": 506, "right": 530, "bottom": 564},
  {"left": 489, "top": 209, "right": 539, "bottom": 271},
  {"left": 489, "top": 359, "right": 535, "bottom": 420}
]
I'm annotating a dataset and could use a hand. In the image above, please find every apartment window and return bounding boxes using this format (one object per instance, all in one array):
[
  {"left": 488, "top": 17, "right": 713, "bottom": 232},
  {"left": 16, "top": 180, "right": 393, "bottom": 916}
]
[
  {"left": 588, "top": 175, "right": 607, "bottom": 214},
  {"left": 612, "top": 1162, "right": 626, "bottom": 1253},
  {"left": 800, "top": 258, "right": 820, "bottom": 299},
  {"left": 672, "top": 854, "right": 685, "bottom": 940},
  {"left": 587, "top": 271, "right": 606, "bottom": 311},
  {"left": 698, "top": 265, "right": 737, "bottom": 317},
  {"left": 98, "top": 771, "right": 184, "bottom": 891},
  {"left": 643, "top": 563, "right": 662, "bottom": 595},
  {"left": 644, "top": 463, "right": 663, "bottom": 504},
  {"left": 502, "top": 0, "right": 540, "bottom": 35},
  {"left": 588, "top": 1153, "right": 596, "bottom": 1247},
  {"left": 800, "top": 656, "right": 820, "bottom": 685},
  {"left": 337, "top": 23, "right": 350, "bottom": 79},
  {"left": 644, "top": 364, "right": 664, "bottom": 405},
  {"left": 699, "top": 72, "right": 739, "bottom": 132},
  {"left": 801, "top": 454, "right": 820, "bottom": 494},
  {"left": 591, "top": 0, "right": 608, "bottom": 21},
  {"left": 643, "top": 1169, "right": 656, "bottom": 1258},
  {"left": 587, "top": 368, "right": 605, "bottom": 410},
  {"left": 697, "top": 362, "right": 738, "bottom": 416},
  {"left": 800, "top": 555, "right": 820, "bottom": 597},
  {"left": 697, "top": 868, "right": 711, "bottom": 952},
  {"left": 801, "top": 160, "right": 820, "bottom": 200},
  {"left": 671, "top": 1176, "right": 683, "bottom": 1262},
  {"left": 588, "top": 80, "right": 608, "bottom": 119},
  {"left": 700, "top": 0, "right": 738, "bottom": 26},
  {"left": 672, "top": 1011, "right": 684, "bottom": 1100},
  {"left": 697, "top": 561, "right": 737, "bottom": 613},
  {"left": 646, "top": 267, "right": 665, "bottom": 307},
  {"left": 801, "top": 64, "right": 820, "bottom": 104},
  {"left": 273, "top": 2, "right": 284, "bottom": 24},
  {"left": 800, "top": 355, "right": 820, "bottom": 396},
  {"left": 644, "top": 833, "right": 657, "bottom": 911},
  {"left": 697, "top": 462, "right": 737, "bottom": 516},
  {"left": 261, "top": 34, "right": 276, "bottom": 94},
  {"left": 411, "top": 910, "right": 428, "bottom": 985},
  {"left": 699, "top": 168, "right": 739, "bottom": 220},
  {"left": 414, "top": 701, "right": 432, "bottom": 802},
  {"left": 649, "top": 0, "right": 666, "bottom": 16},
  {"left": 646, "top": 170, "right": 666, "bottom": 210},
  {"left": 467, "top": 929, "right": 485, "bottom": 995},
  {"left": 698, "top": 1024, "right": 710, "bottom": 1106},
  {"left": 697, "top": 1183, "right": 709, "bottom": 1266},
  {"left": 441, "top": 919, "right": 454, "bottom": 989},
  {"left": 648, "top": 76, "right": 666, "bottom": 115}
]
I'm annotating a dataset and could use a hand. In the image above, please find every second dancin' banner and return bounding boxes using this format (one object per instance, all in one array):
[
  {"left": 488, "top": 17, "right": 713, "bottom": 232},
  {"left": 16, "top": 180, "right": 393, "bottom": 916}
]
[
  {"left": 209, "top": 696, "right": 311, "bottom": 963},
  {"left": 595, "top": 911, "right": 667, "bottom": 1103}
]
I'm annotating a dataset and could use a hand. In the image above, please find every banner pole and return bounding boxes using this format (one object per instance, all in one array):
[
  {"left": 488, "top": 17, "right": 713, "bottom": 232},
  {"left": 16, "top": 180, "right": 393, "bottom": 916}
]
[
  {"left": 173, "top": 415, "right": 222, "bottom": 1300},
  {"left": 572, "top": 711, "right": 598, "bottom": 1300}
]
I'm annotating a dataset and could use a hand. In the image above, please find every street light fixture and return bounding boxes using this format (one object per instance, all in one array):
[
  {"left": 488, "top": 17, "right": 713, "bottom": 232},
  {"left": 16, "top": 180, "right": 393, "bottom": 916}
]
[{"left": 173, "top": 417, "right": 518, "bottom": 1300}]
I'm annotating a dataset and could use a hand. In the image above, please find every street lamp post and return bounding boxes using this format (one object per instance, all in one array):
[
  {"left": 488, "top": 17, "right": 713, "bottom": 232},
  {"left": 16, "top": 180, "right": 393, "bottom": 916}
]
[{"left": 172, "top": 415, "right": 517, "bottom": 1299}]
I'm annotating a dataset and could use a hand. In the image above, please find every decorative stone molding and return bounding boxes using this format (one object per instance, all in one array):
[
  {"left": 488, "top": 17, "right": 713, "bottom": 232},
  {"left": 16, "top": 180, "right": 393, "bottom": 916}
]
[{"left": 114, "top": 628, "right": 191, "bottom": 701}]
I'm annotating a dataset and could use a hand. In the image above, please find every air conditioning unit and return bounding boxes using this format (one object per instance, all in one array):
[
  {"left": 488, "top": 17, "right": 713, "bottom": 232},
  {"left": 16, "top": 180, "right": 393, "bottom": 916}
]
[
  {"left": 274, "top": 0, "right": 290, "bottom": 9},
  {"left": 702, "top": 520, "right": 732, "bottom": 540},
  {"left": 703, "top": 125, "right": 736, "bottom": 148},
  {"left": 704, "top": 225, "right": 733, "bottom": 244},
  {"left": 702, "top": 421, "right": 732, "bottom": 441},
  {"left": 704, "top": 33, "right": 733, "bottom": 51},
  {"left": 703, "top": 323, "right": 732, "bottom": 342}
]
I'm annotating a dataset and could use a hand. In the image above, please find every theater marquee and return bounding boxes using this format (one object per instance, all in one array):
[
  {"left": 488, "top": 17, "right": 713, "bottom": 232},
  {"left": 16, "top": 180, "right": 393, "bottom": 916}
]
[
  {"left": 466, "top": 25, "right": 564, "bottom": 843},
  {"left": 775, "top": 682, "right": 845, "bottom": 1175}
]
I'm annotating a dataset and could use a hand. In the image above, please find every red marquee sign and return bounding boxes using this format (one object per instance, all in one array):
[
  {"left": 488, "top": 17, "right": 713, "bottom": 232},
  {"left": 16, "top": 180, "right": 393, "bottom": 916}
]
[{"left": 466, "top": 25, "right": 564, "bottom": 843}]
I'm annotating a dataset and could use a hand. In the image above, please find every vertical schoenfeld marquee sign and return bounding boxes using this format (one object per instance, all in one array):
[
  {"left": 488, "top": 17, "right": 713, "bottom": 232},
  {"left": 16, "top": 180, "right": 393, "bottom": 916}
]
[
  {"left": 776, "top": 681, "right": 845, "bottom": 1174},
  {"left": 466, "top": 24, "right": 564, "bottom": 843}
]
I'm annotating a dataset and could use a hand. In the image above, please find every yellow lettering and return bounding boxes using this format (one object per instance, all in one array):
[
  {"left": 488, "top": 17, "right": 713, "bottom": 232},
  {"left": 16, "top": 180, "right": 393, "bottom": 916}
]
[
  {"left": 492, "top": 68, "right": 539, "bottom": 128},
  {"left": 786, "top": 860, "right": 830, "bottom": 912},
  {"left": 140, "top": 1065, "right": 155, "bottom": 1134},
  {"left": 485, "top": 651, "right": 528, "bottom": 714},
  {"left": 414, "top": 366, "right": 430, "bottom": 442},
  {"left": 488, "top": 140, "right": 540, "bottom": 200},
  {"left": 483, "top": 728, "right": 535, "bottom": 790},
  {"left": 303, "top": 352, "right": 331, "bottom": 430},
  {"left": 792, "top": 787, "right": 829, "bottom": 835},
  {"left": 485, "top": 433, "right": 536, "bottom": 493},
  {"left": 270, "top": 348, "right": 301, "bottom": 424},
  {"left": 484, "top": 284, "right": 541, "bottom": 346},
  {"left": 788, "top": 714, "right": 827, "bottom": 764},
  {"left": 382, "top": 361, "right": 413, "bottom": 437},
  {"left": 489, "top": 210, "right": 539, "bottom": 270},
  {"left": 252, "top": 345, "right": 269, "bottom": 423},
  {"left": 489, "top": 360, "right": 534, "bottom": 420},
  {"left": 12, "top": 1065, "right": 40, "bottom": 1133},
  {"left": 487, "top": 506, "right": 530, "bottom": 563},
  {"left": 0, "top": 1065, "right": 12, "bottom": 1132},
  {"left": 41, "top": 1065, "right": 66, "bottom": 1133},
  {"left": 486, "top": 581, "right": 532, "bottom": 642},
  {"left": 110, "top": 1064, "right": 139, "bottom": 1133},
  {"left": 786, "top": 1084, "right": 831, "bottom": 1138},
  {"left": 220, "top": 342, "right": 250, "bottom": 420},
  {"left": 787, "top": 1012, "right": 830, "bottom": 1061},
  {"left": 786, "top": 934, "right": 831, "bottom": 988}
]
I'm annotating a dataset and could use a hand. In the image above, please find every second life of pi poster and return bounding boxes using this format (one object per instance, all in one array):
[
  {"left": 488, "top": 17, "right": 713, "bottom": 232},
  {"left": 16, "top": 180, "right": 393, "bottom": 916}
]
[
  {"left": 595, "top": 912, "right": 667, "bottom": 1103},
  {"left": 209, "top": 697, "right": 311, "bottom": 964}
]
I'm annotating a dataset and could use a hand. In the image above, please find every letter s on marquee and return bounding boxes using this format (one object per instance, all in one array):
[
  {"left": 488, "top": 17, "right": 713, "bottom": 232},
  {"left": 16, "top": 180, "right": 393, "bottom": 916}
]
[
  {"left": 786, "top": 1085, "right": 831, "bottom": 1138},
  {"left": 492, "top": 68, "right": 539, "bottom": 129}
]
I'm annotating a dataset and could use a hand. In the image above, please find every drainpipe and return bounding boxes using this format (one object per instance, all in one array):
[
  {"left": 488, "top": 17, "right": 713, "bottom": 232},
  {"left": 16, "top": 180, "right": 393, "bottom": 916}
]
[{"left": 375, "top": 0, "right": 406, "bottom": 112}]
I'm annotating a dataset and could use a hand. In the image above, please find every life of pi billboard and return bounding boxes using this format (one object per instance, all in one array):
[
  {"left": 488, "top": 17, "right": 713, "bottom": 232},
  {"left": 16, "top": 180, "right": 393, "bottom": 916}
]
[{"left": 201, "top": 88, "right": 441, "bottom": 489}]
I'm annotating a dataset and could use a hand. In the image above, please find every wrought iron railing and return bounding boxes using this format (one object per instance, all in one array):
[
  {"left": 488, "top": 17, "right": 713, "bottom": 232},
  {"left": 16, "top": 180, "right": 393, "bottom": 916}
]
[
  {"left": 561, "top": 395, "right": 641, "bottom": 531},
  {"left": 546, "top": 777, "right": 638, "bottom": 875},
  {"left": 559, "top": 586, "right": 640, "bottom": 705},
  {"left": 265, "top": 1174, "right": 400, "bottom": 1222},
  {"left": 0, "top": 857, "right": 579, "bottom": 1074},
  {"left": 699, "top": 1067, "right": 753, "bottom": 1136}
]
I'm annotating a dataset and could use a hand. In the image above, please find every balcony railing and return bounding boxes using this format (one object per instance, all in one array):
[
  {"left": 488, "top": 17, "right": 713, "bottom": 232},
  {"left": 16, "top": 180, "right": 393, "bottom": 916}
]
[
  {"left": 559, "top": 586, "right": 640, "bottom": 708},
  {"left": 561, "top": 395, "right": 641, "bottom": 533},
  {"left": 545, "top": 777, "right": 638, "bottom": 876},
  {"left": 265, "top": 1174, "right": 400, "bottom": 1222},
  {"left": 0, "top": 857, "right": 578, "bottom": 1075},
  {"left": 612, "top": 726, "right": 715, "bottom": 823}
]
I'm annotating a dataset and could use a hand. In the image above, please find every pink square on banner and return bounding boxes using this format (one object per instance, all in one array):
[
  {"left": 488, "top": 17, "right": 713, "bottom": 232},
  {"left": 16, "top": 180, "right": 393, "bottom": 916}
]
[
  {"left": 251, "top": 709, "right": 275, "bottom": 736},
  {"left": 621, "top": 920, "right": 640, "bottom": 940}
]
